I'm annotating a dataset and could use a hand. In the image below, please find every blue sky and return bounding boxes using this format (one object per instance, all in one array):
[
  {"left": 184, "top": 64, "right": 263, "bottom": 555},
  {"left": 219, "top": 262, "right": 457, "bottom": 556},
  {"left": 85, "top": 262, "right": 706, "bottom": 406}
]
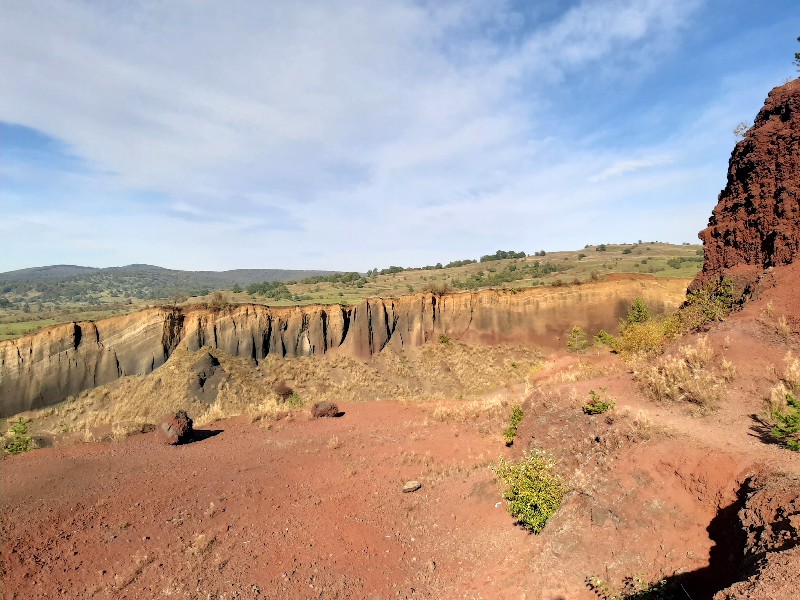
[{"left": 1, "top": 0, "right": 798, "bottom": 272}]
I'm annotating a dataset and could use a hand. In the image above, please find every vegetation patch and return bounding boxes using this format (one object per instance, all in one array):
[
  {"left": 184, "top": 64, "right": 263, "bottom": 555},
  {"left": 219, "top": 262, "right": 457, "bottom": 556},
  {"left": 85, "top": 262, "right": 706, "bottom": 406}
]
[
  {"left": 588, "top": 575, "right": 671, "bottom": 599},
  {"left": 582, "top": 389, "right": 615, "bottom": 415},
  {"left": 4, "top": 417, "right": 33, "bottom": 455},
  {"left": 634, "top": 337, "right": 730, "bottom": 411},
  {"left": 493, "top": 451, "right": 567, "bottom": 533},
  {"left": 502, "top": 404, "right": 524, "bottom": 444}
]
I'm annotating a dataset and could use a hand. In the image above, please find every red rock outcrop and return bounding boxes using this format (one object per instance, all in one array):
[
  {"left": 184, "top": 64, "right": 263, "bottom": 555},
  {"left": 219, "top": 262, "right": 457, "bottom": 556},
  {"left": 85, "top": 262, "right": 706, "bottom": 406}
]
[
  {"left": 694, "top": 78, "right": 800, "bottom": 288},
  {"left": 714, "top": 474, "right": 800, "bottom": 600}
]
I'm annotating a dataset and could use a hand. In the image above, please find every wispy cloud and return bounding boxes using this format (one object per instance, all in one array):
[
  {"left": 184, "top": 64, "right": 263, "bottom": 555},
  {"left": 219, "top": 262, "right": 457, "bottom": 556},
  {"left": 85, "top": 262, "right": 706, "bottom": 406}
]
[
  {"left": 588, "top": 155, "right": 673, "bottom": 182},
  {"left": 0, "top": 0, "right": 796, "bottom": 270}
]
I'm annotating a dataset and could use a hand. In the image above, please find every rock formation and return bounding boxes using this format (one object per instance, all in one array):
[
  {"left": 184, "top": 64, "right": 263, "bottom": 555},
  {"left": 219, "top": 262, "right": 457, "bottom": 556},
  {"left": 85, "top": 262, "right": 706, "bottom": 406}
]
[
  {"left": 694, "top": 77, "right": 800, "bottom": 288},
  {"left": 0, "top": 275, "right": 687, "bottom": 417}
]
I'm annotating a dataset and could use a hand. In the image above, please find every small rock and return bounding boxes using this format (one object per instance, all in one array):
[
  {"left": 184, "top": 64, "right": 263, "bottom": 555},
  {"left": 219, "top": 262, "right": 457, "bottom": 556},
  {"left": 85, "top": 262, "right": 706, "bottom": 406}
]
[
  {"left": 402, "top": 480, "right": 422, "bottom": 493},
  {"left": 311, "top": 402, "right": 339, "bottom": 418},
  {"left": 157, "top": 410, "right": 194, "bottom": 445},
  {"left": 426, "top": 559, "right": 436, "bottom": 572}
]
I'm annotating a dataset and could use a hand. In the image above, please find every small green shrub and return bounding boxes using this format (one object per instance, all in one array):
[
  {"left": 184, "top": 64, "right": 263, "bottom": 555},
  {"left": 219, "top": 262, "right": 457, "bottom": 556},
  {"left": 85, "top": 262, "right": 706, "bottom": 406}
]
[
  {"left": 772, "top": 392, "right": 800, "bottom": 452},
  {"left": 594, "top": 330, "right": 617, "bottom": 348},
  {"left": 438, "top": 334, "right": 452, "bottom": 344},
  {"left": 583, "top": 389, "right": 615, "bottom": 414},
  {"left": 588, "top": 575, "right": 670, "bottom": 600},
  {"left": 285, "top": 392, "right": 304, "bottom": 409},
  {"left": 567, "top": 326, "right": 589, "bottom": 353},
  {"left": 4, "top": 417, "right": 33, "bottom": 455},
  {"left": 503, "top": 404, "right": 524, "bottom": 444},
  {"left": 493, "top": 451, "right": 567, "bottom": 533}
]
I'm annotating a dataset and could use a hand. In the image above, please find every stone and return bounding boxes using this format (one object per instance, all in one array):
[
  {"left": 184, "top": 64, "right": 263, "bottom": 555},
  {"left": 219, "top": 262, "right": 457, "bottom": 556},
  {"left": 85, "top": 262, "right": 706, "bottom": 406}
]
[
  {"left": 402, "top": 480, "right": 422, "bottom": 493},
  {"left": 311, "top": 402, "right": 339, "bottom": 418},
  {"left": 157, "top": 410, "right": 193, "bottom": 445}
]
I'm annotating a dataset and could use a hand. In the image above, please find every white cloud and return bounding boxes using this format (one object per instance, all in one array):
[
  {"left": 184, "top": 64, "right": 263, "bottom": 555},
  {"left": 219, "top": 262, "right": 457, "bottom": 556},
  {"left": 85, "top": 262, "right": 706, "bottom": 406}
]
[{"left": 0, "top": 0, "right": 736, "bottom": 270}]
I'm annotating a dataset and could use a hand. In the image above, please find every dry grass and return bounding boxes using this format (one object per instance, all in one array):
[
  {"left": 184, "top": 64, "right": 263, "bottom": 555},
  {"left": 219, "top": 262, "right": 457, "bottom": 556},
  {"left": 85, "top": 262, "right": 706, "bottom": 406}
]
[
  {"left": 25, "top": 341, "right": 540, "bottom": 439},
  {"left": 541, "top": 361, "right": 614, "bottom": 386},
  {"left": 765, "top": 352, "right": 800, "bottom": 416},
  {"left": 634, "top": 337, "right": 728, "bottom": 412}
]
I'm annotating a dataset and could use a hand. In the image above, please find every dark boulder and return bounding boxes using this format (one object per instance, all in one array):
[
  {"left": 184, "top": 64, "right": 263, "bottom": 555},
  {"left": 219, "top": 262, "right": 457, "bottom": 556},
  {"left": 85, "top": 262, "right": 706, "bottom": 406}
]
[
  {"left": 311, "top": 402, "right": 339, "bottom": 418},
  {"left": 158, "top": 410, "right": 194, "bottom": 445}
]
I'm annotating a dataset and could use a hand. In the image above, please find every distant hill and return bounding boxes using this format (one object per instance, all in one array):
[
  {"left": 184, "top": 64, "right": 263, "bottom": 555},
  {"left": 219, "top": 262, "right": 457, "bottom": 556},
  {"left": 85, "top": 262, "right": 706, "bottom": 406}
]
[
  {"left": 1, "top": 265, "right": 100, "bottom": 280},
  {"left": 0, "top": 264, "right": 337, "bottom": 303}
]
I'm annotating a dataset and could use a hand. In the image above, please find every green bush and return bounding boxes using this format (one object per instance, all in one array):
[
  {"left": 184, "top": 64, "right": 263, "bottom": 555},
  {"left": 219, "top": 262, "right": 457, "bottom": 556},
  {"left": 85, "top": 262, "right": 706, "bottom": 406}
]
[
  {"left": 4, "top": 417, "right": 33, "bottom": 455},
  {"left": 626, "top": 298, "right": 651, "bottom": 324},
  {"left": 566, "top": 326, "right": 589, "bottom": 353},
  {"left": 502, "top": 404, "right": 524, "bottom": 444},
  {"left": 583, "top": 389, "right": 615, "bottom": 414},
  {"left": 772, "top": 392, "right": 800, "bottom": 452},
  {"left": 493, "top": 451, "right": 567, "bottom": 533}
]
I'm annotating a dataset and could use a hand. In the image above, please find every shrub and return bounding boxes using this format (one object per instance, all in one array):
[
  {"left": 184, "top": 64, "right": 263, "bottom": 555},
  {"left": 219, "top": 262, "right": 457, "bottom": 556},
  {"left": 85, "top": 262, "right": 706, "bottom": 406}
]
[
  {"left": 285, "top": 392, "right": 304, "bottom": 409},
  {"left": 4, "top": 417, "right": 33, "bottom": 455},
  {"left": 626, "top": 298, "right": 651, "bottom": 324},
  {"left": 566, "top": 326, "right": 589, "bottom": 353},
  {"left": 594, "top": 330, "right": 617, "bottom": 349},
  {"left": 493, "top": 451, "right": 567, "bottom": 533},
  {"left": 679, "top": 277, "right": 736, "bottom": 330},
  {"left": 614, "top": 317, "right": 679, "bottom": 356},
  {"left": 622, "top": 248, "right": 632, "bottom": 254},
  {"left": 583, "top": 389, "right": 615, "bottom": 414},
  {"left": 771, "top": 392, "right": 800, "bottom": 451},
  {"left": 502, "top": 404, "right": 524, "bottom": 444}
]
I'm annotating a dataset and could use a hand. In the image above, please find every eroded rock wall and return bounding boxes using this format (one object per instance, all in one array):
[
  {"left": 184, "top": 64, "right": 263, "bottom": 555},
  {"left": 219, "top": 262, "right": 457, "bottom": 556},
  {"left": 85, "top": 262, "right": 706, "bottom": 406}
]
[
  {"left": 695, "top": 78, "right": 800, "bottom": 288},
  {"left": 0, "top": 275, "right": 687, "bottom": 417}
]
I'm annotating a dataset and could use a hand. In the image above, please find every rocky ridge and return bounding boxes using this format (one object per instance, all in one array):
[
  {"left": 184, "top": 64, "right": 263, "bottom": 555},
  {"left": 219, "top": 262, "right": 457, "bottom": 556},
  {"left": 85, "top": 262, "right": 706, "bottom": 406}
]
[{"left": 695, "top": 77, "right": 800, "bottom": 288}]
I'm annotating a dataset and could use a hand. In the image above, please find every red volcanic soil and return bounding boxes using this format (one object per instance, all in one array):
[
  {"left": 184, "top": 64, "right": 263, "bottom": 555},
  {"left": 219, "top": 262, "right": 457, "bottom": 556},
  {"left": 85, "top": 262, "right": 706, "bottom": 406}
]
[{"left": 2, "top": 402, "right": 530, "bottom": 599}]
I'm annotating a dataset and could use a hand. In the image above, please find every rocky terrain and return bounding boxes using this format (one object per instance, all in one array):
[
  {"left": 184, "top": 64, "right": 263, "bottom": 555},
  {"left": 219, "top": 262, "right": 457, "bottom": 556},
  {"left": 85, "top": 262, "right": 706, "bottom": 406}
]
[{"left": 1, "top": 79, "right": 799, "bottom": 599}]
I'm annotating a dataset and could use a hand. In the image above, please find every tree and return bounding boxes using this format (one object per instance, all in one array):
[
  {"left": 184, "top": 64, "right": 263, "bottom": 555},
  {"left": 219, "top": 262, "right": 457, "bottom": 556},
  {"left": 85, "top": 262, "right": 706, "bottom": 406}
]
[
  {"left": 566, "top": 326, "right": 589, "bottom": 353},
  {"left": 626, "top": 298, "right": 651, "bottom": 324},
  {"left": 232, "top": 284, "right": 243, "bottom": 293},
  {"left": 795, "top": 36, "right": 800, "bottom": 72}
]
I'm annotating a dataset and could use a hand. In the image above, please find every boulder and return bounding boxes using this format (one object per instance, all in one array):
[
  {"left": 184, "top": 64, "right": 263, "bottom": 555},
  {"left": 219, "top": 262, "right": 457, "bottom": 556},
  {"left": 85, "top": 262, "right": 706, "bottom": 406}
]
[
  {"left": 158, "top": 410, "right": 194, "bottom": 445},
  {"left": 311, "top": 402, "right": 339, "bottom": 418}
]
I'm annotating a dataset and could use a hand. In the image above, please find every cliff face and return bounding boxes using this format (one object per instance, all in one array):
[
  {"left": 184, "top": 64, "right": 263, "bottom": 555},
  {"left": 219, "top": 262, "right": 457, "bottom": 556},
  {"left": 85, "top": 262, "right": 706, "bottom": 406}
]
[
  {"left": 695, "top": 78, "right": 800, "bottom": 288},
  {"left": 0, "top": 275, "right": 687, "bottom": 417}
]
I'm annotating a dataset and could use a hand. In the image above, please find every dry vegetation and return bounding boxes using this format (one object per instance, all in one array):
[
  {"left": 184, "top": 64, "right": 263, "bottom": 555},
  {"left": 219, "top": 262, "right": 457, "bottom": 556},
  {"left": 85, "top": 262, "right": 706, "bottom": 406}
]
[
  {"left": 25, "top": 341, "right": 541, "bottom": 442},
  {"left": 633, "top": 337, "right": 734, "bottom": 412}
]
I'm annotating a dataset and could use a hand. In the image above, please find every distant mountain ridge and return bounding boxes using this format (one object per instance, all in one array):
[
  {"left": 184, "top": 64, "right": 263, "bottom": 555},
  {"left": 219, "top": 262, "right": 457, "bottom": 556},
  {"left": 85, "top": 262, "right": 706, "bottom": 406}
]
[
  {"left": 0, "top": 264, "right": 337, "bottom": 284},
  {"left": 0, "top": 264, "right": 339, "bottom": 304}
]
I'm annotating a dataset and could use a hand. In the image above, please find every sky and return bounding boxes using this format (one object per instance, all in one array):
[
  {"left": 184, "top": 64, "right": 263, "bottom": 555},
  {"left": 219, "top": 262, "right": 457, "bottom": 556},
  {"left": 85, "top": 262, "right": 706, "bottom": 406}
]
[{"left": 1, "top": 0, "right": 798, "bottom": 272}]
